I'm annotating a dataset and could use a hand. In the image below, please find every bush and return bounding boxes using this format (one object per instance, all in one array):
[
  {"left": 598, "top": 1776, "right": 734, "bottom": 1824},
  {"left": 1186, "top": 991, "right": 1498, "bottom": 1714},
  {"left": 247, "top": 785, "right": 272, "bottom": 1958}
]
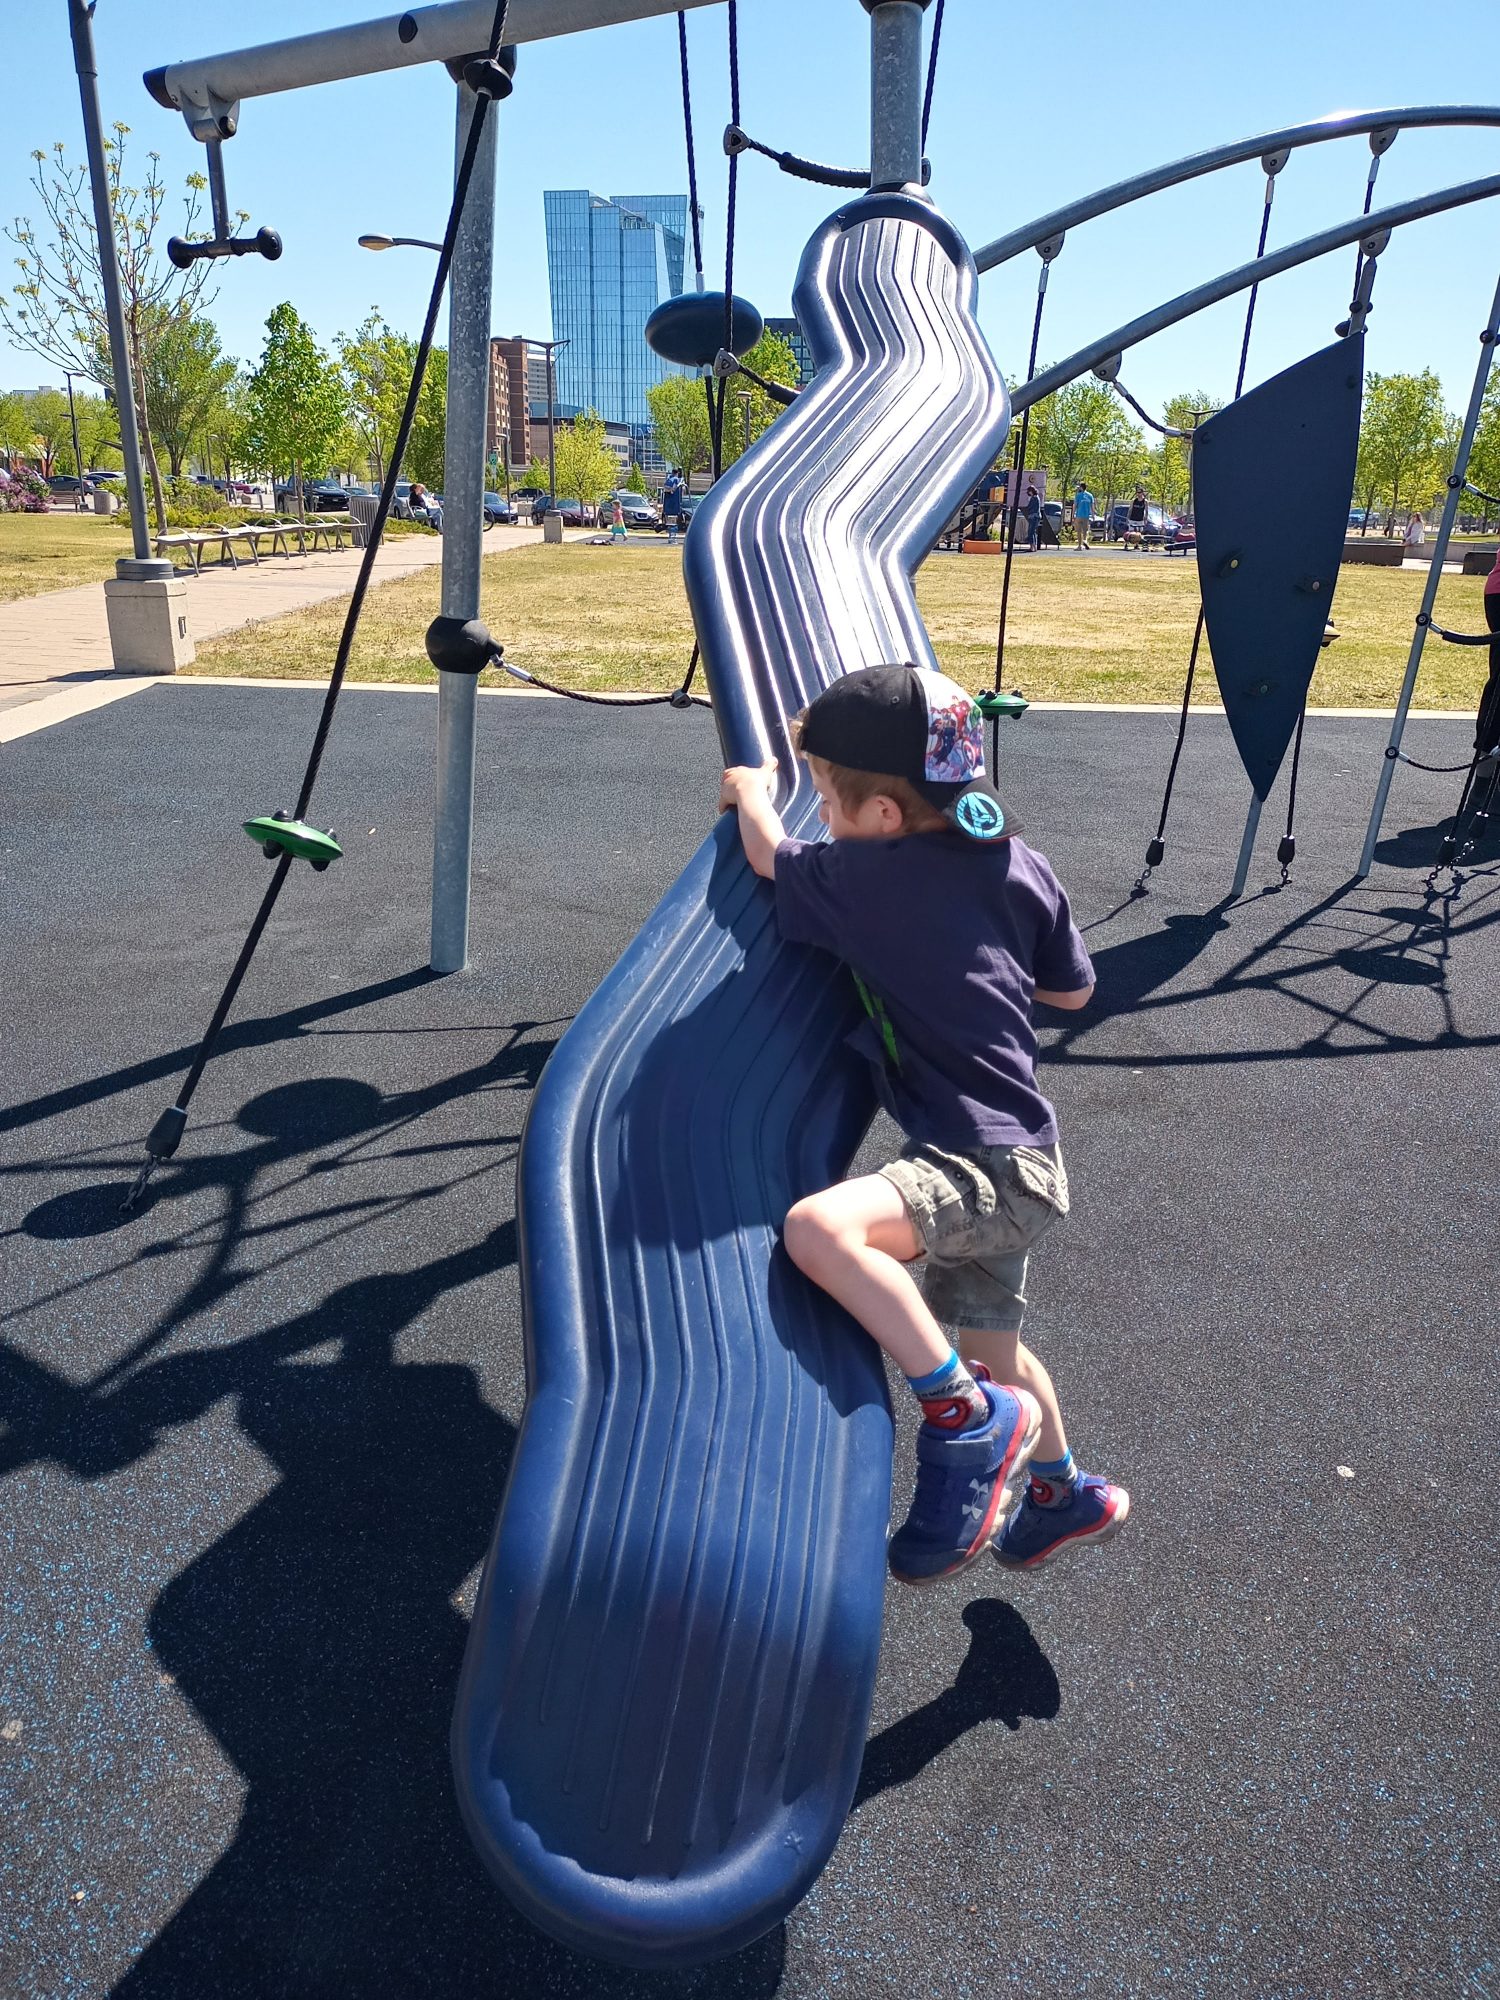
[
  {"left": 105, "top": 479, "right": 253, "bottom": 530},
  {"left": 0, "top": 467, "right": 49, "bottom": 513}
]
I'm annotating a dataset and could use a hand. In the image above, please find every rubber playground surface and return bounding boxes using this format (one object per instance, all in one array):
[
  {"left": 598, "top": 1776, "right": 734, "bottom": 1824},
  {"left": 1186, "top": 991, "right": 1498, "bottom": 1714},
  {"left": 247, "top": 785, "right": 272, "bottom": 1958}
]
[{"left": 3, "top": 686, "right": 1496, "bottom": 1999}]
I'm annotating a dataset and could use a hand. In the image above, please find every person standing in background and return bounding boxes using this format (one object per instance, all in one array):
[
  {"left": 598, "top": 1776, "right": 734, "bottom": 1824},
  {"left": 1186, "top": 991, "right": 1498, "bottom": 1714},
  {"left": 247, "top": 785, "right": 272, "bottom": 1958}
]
[{"left": 1073, "top": 482, "right": 1094, "bottom": 552}]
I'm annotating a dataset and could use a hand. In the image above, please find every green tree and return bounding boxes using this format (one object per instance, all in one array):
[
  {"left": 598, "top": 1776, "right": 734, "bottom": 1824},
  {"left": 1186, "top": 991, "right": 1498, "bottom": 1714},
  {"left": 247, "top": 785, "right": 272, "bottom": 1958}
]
[
  {"left": 1150, "top": 391, "right": 1222, "bottom": 517},
  {"left": 407, "top": 345, "right": 447, "bottom": 488},
  {"left": 720, "top": 329, "right": 800, "bottom": 468},
  {"left": 1357, "top": 369, "right": 1450, "bottom": 533},
  {"left": 625, "top": 461, "right": 647, "bottom": 494},
  {"left": 647, "top": 372, "right": 713, "bottom": 480},
  {"left": 553, "top": 408, "right": 618, "bottom": 514},
  {"left": 1087, "top": 403, "right": 1149, "bottom": 517},
  {"left": 1, "top": 126, "right": 230, "bottom": 532},
  {"left": 1028, "top": 375, "right": 1121, "bottom": 502},
  {"left": 0, "top": 392, "right": 37, "bottom": 468},
  {"left": 522, "top": 457, "right": 552, "bottom": 492},
  {"left": 71, "top": 390, "right": 120, "bottom": 474},
  {"left": 134, "top": 310, "right": 238, "bottom": 478},
  {"left": 338, "top": 310, "right": 414, "bottom": 485},
  {"left": 23, "top": 388, "right": 72, "bottom": 477},
  {"left": 1465, "top": 373, "right": 1500, "bottom": 529},
  {"left": 243, "top": 303, "right": 348, "bottom": 515}
]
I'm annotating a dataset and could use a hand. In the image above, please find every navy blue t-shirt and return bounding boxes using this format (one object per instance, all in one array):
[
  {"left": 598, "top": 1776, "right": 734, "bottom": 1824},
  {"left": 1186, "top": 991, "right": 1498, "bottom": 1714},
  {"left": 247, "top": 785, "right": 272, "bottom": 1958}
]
[{"left": 774, "top": 831, "right": 1094, "bottom": 1150}]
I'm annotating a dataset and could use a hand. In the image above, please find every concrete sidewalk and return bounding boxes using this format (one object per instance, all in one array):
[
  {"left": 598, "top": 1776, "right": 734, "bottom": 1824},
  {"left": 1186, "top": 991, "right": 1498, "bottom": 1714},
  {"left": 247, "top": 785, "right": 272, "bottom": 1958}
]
[{"left": 0, "top": 523, "right": 569, "bottom": 736}]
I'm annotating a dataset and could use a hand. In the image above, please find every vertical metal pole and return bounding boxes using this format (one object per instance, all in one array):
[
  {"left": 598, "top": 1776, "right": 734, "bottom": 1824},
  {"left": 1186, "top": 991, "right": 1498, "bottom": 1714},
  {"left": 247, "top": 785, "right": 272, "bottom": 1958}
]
[
  {"left": 67, "top": 0, "right": 169, "bottom": 575},
  {"left": 867, "top": 0, "right": 927, "bottom": 191},
  {"left": 1231, "top": 792, "right": 1263, "bottom": 898},
  {"left": 430, "top": 80, "right": 498, "bottom": 975},
  {"left": 1357, "top": 268, "right": 1500, "bottom": 877},
  {"left": 546, "top": 343, "right": 558, "bottom": 508},
  {"left": 64, "top": 373, "right": 84, "bottom": 499}
]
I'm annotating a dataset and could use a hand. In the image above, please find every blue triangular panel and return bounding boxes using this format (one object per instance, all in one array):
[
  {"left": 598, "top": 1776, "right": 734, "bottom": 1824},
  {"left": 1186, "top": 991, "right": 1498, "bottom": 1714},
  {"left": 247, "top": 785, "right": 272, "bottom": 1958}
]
[{"left": 1193, "top": 336, "right": 1364, "bottom": 799}]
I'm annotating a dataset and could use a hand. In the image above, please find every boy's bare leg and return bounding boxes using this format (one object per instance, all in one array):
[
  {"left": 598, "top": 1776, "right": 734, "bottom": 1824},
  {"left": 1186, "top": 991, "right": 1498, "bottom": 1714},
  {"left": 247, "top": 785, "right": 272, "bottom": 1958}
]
[
  {"left": 960, "top": 1328, "right": 1068, "bottom": 1462},
  {"left": 783, "top": 1175, "right": 951, "bottom": 1380}
]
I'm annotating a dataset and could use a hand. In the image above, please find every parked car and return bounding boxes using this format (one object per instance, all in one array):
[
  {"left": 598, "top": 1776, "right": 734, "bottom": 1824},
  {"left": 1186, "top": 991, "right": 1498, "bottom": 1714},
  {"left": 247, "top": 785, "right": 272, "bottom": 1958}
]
[
  {"left": 47, "top": 473, "right": 93, "bottom": 498},
  {"left": 483, "top": 491, "right": 515, "bottom": 526},
  {"left": 530, "top": 495, "right": 588, "bottom": 526},
  {"left": 274, "top": 478, "right": 349, "bottom": 513},
  {"left": 512, "top": 486, "right": 546, "bottom": 511},
  {"left": 599, "top": 488, "right": 660, "bottom": 530},
  {"left": 1106, "top": 499, "right": 1183, "bottom": 545}
]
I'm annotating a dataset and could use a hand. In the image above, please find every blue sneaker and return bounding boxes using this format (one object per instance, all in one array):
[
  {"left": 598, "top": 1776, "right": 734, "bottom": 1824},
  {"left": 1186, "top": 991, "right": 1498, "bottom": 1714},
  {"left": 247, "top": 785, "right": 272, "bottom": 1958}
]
[
  {"left": 888, "top": 1380, "right": 1042, "bottom": 1586},
  {"left": 994, "top": 1473, "right": 1130, "bottom": 1571}
]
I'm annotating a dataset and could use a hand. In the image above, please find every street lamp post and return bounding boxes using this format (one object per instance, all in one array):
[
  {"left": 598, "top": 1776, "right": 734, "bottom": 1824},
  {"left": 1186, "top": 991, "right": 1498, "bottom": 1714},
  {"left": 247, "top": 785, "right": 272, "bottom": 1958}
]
[
  {"left": 67, "top": 0, "right": 169, "bottom": 579},
  {"left": 358, "top": 233, "right": 444, "bottom": 253},
  {"left": 62, "top": 372, "right": 86, "bottom": 508},
  {"left": 525, "top": 337, "right": 569, "bottom": 509}
]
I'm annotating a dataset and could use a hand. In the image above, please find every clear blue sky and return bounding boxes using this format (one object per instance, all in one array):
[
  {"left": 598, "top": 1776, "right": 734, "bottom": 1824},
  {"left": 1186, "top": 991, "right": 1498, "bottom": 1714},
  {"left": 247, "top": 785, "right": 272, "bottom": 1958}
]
[{"left": 3, "top": 0, "right": 1496, "bottom": 419}]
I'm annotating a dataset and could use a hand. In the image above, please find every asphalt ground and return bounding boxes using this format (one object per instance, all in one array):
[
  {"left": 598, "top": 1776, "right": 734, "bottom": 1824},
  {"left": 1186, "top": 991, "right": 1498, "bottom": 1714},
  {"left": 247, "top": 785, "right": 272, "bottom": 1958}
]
[{"left": 2, "top": 686, "right": 1496, "bottom": 2000}]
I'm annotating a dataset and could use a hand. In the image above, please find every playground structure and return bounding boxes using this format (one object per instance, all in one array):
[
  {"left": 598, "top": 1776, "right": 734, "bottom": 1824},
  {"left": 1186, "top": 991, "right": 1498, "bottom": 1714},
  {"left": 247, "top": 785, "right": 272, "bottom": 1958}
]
[{"left": 132, "top": 0, "right": 1500, "bottom": 1969}]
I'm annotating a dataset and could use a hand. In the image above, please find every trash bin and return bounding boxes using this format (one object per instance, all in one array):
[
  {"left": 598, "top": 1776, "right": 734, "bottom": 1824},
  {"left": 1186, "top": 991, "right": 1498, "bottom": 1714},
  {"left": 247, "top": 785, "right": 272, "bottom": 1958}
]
[{"left": 93, "top": 488, "right": 120, "bottom": 515}]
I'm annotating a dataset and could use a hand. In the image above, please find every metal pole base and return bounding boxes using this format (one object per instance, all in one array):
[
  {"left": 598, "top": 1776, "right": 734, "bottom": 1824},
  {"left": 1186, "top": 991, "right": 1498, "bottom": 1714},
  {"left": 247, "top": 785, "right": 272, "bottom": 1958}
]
[{"left": 1231, "top": 790, "right": 1263, "bottom": 899}]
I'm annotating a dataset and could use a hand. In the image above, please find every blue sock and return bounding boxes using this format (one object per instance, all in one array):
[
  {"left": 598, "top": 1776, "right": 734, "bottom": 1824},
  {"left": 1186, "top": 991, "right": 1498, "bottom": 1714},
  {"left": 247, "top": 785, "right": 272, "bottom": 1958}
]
[
  {"left": 1029, "top": 1450, "right": 1079, "bottom": 1508},
  {"left": 906, "top": 1350, "right": 988, "bottom": 1432}
]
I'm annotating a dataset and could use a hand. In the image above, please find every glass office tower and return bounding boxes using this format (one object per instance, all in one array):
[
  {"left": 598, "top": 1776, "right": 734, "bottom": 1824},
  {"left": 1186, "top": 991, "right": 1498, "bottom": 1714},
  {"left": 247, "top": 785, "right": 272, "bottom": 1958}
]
[{"left": 543, "top": 191, "right": 691, "bottom": 429}]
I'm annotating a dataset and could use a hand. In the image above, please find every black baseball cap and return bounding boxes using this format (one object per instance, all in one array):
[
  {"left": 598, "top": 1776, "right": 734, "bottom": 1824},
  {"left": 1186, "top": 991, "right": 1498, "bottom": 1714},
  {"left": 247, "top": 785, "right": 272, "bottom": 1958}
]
[{"left": 799, "top": 664, "right": 1014, "bottom": 842}]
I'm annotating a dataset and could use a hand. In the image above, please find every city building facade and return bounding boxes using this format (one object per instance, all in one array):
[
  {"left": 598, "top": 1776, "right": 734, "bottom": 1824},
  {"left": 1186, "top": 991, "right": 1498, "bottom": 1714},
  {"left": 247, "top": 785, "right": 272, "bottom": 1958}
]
[{"left": 543, "top": 190, "right": 693, "bottom": 429}]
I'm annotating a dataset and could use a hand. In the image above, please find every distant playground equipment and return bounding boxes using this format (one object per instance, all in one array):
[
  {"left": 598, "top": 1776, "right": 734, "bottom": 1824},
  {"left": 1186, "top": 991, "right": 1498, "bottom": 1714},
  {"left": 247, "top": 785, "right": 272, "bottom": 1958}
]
[{"left": 132, "top": 0, "right": 1500, "bottom": 1966}]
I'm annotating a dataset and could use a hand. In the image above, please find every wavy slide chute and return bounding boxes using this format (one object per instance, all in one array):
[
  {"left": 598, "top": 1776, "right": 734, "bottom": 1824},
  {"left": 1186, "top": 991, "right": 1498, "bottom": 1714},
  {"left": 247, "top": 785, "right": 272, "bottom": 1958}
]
[{"left": 452, "top": 190, "right": 1010, "bottom": 1969}]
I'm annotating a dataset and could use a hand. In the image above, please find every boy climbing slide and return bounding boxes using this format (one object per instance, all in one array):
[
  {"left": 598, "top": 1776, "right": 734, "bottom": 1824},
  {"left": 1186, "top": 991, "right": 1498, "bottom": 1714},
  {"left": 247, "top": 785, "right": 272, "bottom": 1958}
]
[{"left": 720, "top": 664, "right": 1129, "bottom": 1583}]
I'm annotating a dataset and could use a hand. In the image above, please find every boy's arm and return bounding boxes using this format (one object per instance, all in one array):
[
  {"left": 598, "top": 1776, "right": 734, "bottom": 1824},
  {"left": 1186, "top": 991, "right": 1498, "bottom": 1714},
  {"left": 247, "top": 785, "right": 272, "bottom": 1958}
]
[
  {"left": 1034, "top": 982, "right": 1094, "bottom": 1011},
  {"left": 719, "top": 760, "right": 785, "bottom": 879}
]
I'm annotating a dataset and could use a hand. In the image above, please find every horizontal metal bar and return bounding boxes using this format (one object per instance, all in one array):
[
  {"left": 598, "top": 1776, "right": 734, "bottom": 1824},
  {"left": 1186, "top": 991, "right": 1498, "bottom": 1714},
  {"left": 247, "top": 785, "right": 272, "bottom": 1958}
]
[
  {"left": 974, "top": 106, "right": 1500, "bottom": 271},
  {"left": 1009, "top": 172, "right": 1500, "bottom": 414},
  {"left": 145, "top": 0, "right": 723, "bottom": 115}
]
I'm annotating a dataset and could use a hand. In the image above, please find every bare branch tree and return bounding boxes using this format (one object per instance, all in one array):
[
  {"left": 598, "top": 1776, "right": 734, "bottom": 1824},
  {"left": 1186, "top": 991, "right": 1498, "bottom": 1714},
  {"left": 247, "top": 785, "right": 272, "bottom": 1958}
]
[{"left": 1, "top": 124, "right": 242, "bottom": 531}]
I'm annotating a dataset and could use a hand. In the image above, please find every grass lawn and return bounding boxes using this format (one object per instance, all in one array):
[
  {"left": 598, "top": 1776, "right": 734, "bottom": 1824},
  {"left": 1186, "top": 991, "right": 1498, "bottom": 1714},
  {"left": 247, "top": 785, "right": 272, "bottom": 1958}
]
[
  {"left": 0, "top": 510, "right": 133, "bottom": 603},
  {"left": 189, "top": 540, "right": 1496, "bottom": 712}
]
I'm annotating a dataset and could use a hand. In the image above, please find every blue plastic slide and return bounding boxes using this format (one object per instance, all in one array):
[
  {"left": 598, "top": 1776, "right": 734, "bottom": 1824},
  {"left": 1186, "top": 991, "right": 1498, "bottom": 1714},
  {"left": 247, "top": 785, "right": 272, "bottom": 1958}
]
[{"left": 452, "top": 191, "right": 1010, "bottom": 1969}]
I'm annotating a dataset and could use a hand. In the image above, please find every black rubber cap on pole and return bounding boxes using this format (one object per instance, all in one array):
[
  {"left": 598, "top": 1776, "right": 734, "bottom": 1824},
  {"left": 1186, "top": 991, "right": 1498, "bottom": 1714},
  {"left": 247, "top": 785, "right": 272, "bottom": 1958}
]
[{"left": 426, "top": 616, "right": 500, "bottom": 676}]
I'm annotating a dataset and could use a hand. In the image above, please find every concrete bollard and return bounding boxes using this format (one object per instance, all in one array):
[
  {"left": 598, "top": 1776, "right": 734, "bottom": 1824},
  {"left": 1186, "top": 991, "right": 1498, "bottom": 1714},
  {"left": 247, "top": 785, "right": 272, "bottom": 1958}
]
[
  {"left": 103, "top": 575, "right": 195, "bottom": 673},
  {"left": 543, "top": 510, "right": 564, "bottom": 545}
]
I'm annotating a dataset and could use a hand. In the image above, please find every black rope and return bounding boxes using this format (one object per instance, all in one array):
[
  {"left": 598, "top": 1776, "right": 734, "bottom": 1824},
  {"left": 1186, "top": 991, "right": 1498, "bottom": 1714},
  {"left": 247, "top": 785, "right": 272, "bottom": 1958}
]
[
  {"left": 1233, "top": 172, "right": 1278, "bottom": 401},
  {"left": 1111, "top": 377, "right": 1190, "bottom": 438},
  {"left": 1390, "top": 745, "right": 1496, "bottom": 776},
  {"left": 724, "top": 0, "right": 740, "bottom": 365},
  {"left": 504, "top": 661, "right": 710, "bottom": 710},
  {"left": 990, "top": 264, "right": 1050, "bottom": 770},
  {"left": 1138, "top": 167, "right": 1277, "bottom": 889},
  {"left": 1277, "top": 699, "right": 1308, "bottom": 884},
  {"left": 1424, "top": 619, "right": 1495, "bottom": 646},
  {"left": 1350, "top": 142, "right": 1383, "bottom": 301},
  {"left": 677, "top": 12, "right": 705, "bottom": 285},
  {"left": 1132, "top": 610, "right": 1207, "bottom": 892},
  {"left": 733, "top": 358, "right": 797, "bottom": 406},
  {"left": 920, "top": 0, "right": 946, "bottom": 152},
  {"left": 727, "top": 127, "right": 868, "bottom": 191},
  {"left": 120, "top": 0, "right": 513, "bottom": 1213}
]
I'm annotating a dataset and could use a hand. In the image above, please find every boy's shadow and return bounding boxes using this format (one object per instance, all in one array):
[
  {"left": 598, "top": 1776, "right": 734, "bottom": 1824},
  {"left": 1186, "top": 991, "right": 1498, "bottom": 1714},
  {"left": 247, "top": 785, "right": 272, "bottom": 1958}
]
[{"left": 851, "top": 1600, "right": 1060, "bottom": 1813}]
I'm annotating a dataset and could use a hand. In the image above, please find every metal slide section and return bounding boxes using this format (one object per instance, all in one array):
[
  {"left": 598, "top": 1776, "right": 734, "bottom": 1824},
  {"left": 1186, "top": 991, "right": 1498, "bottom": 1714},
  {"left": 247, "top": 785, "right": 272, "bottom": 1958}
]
[{"left": 452, "top": 191, "right": 1008, "bottom": 1968}]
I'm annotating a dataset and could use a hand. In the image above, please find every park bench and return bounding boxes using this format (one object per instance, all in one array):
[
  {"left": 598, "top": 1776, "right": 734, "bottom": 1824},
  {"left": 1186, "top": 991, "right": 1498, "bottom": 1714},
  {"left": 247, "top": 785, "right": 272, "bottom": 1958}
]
[{"left": 153, "top": 515, "right": 363, "bottom": 573}]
